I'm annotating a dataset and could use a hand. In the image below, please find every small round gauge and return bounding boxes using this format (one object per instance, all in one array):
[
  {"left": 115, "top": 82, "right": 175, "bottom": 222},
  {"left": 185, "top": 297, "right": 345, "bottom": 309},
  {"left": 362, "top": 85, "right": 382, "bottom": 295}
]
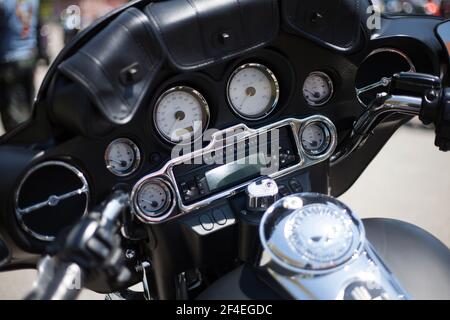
[
  {"left": 105, "top": 138, "right": 141, "bottom": 176},
  {"left": 154, "top": 86, "right": 210, "bottom": 144},
  {"left": 300, "top": 122, "right": 331, "bottom": 156},
  {"left": 135, "top": 179, "right": 173, "bottom": 219},
  {"left": 227, "top": 63, "right": 280, "bottom": 120},
  {"left": 303, "top": 71, "right": 334, "bottom": 106}
]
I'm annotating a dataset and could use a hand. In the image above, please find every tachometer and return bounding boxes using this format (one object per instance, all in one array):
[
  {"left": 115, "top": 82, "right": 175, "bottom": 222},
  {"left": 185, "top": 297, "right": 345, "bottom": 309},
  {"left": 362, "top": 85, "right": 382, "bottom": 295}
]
[
  {"left": 154, "top": 86, "right": 210, "bottom": 144},
  {"left": 302, "top": 71, "right": 334, "bottom": 106},
  {"left": 134, "top": 179, "right": 173, "bottom": 219},
  {"left": 300, "top": 122, "right": 331, "bottom": 156},
  {"left": 105, "top": 138, "right": 141, "bottom": 176},
  {"left": 227, "top": 63, "right": 279, "bottom": 120}
]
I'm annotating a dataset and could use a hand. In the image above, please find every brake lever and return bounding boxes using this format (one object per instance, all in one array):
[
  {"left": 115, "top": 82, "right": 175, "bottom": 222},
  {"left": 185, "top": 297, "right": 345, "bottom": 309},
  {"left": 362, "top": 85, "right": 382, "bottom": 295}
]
[{"left": 331, "top": 72, "right": 441, "bottom": 164}]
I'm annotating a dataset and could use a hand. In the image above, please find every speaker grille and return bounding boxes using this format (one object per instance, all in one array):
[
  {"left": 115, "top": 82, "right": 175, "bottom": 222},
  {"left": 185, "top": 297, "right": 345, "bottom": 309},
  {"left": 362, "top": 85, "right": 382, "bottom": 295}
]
[{"left": 15, "top": 161, "right": 90, "bottom": 241}]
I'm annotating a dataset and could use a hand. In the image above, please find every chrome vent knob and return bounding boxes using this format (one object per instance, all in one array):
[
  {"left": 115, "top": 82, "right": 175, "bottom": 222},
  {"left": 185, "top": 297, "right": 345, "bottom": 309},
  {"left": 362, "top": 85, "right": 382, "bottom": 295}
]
[{"left": 246, "top": 178, "right": 279, "bottom": 212}]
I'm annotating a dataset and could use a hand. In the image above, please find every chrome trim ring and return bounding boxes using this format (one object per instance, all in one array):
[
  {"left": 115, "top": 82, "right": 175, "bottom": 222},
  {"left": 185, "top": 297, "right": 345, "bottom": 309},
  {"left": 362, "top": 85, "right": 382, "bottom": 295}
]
[
  {"left": 132, "top": 177, "right": 176, "bottom": 224},
  {"left": 299, "top": 120, "right": 332, "bottom": 158},
  {"left": 153, "top": 86, "right": 210, "bottom": 145},
  {"left": 15, "top": 161, "right": 90, "bottom": 242},
  {"left": 226, "top": 63, "right": 280, "bottom": 121},
  {"left": 303, "top": 71, "right": 334, "bottom": 107},
  {"left": 104, "top": 138, "right": 141, "bottom": 177}
]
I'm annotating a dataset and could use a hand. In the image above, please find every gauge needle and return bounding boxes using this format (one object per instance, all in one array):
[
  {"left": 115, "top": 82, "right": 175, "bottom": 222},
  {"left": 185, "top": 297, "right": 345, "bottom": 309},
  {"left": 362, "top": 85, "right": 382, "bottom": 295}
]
[
  {"left": 304, "top": 89, "right": 321, "bottom": 98},
  {"left": 108, "top": 159, "right": 127, "bottom": 167},
  {"left": 169, "top": 111, "right": 186, "bottom": 134},
  {"left": 240, "top": 85, "right": 257, "bottom": 107},
  {"left": 140, "top": 198, "right": 159, "bottom": 208}
]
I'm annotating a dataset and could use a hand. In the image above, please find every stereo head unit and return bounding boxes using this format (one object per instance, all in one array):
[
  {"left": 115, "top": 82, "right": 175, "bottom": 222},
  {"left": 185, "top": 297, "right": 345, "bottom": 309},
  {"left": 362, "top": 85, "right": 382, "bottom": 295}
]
[
  {"left": 172, "top": 125, "right": 300, "bottom": 205},
  {"left": 131, "top": 116, "right": 337, "bottom": 224}
]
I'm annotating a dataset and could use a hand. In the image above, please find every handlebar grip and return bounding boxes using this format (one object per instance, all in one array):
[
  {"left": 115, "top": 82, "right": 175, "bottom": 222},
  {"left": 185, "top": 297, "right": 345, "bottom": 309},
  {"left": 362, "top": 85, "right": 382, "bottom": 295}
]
[
  {"left": 25, "top": 191, "right": 130, "bottom": 300},
  {"left": 26, "top": 259, "right": 85, "bottom": 300}
]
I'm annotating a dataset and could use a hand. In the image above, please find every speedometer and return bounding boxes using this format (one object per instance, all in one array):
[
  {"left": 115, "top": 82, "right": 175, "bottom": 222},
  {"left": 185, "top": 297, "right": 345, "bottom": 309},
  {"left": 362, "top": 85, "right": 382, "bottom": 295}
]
[
  {"left": 227, "top": 63, "right": 279, "bottom": 120},
  {"left": 154, "top": 86, "right": 210, "bottom": 144}
]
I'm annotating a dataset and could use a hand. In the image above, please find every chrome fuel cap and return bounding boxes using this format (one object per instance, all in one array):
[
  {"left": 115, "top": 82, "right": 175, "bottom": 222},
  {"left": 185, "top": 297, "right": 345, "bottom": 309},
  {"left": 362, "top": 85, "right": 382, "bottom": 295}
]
[{"left": 260, "top": 194, "right": 365, "bottom": 273}]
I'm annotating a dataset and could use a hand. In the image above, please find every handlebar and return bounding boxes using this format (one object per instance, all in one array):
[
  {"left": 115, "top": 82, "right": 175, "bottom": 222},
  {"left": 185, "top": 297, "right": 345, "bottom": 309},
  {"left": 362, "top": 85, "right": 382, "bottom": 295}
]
[
  {"left": 332, "top": 72, "right": 450, "bottom": 164},
  {"left": 26, "top": 191, "right": 130, "bottom": 300}
]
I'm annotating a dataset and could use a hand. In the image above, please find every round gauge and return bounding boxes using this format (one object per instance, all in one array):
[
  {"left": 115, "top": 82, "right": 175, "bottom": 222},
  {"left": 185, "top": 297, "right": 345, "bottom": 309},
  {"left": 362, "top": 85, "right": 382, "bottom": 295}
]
[
  {"left": 105, "top": 138, "right": 141, "bottom": 176},
  {"left": 135, "top": 179, "right": 173, "bottom": 219},
  {"left": 303, "top": 71, "right": 334, "bottom": 106},
  {"left": 154, "top": 86, "right": 210, "bottom": 144},
  {"left": 227, "top": 63, "right": 280, "bottom": 120},
  {"left": 300, "top": 122, "right": 331, "bottom": 156}
]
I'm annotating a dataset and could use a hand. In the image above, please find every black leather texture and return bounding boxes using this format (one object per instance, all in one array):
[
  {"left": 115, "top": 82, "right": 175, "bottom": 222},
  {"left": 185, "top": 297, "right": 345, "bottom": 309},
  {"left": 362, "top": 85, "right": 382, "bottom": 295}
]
[
  {"left": 145, "top": 0, "right": 279, "bottom": 70},
  {"left": 364, "top": 218, "right": 450, "bottom": 300},
  {"left": 281, "top": 0, "right": 368, "bottom": 52},
  {"left": 198, "top": 218, "right": 450, "bottom": 300},
  {"left": 58, "top": 8, "right": 163, "bottom": 125}
]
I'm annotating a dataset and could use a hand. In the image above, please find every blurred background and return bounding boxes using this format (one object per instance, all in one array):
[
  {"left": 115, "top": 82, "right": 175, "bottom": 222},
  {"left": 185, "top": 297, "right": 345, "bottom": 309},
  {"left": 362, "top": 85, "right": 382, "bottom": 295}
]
[{"left": 0, "top": 0, "right": 448, "bottom": 299}]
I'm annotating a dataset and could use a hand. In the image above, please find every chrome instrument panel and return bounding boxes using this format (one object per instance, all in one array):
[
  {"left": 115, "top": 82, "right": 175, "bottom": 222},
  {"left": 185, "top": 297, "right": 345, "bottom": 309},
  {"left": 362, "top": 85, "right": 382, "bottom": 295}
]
[{"left": 131, "top": 116, "right": 338, "bottom": 224}]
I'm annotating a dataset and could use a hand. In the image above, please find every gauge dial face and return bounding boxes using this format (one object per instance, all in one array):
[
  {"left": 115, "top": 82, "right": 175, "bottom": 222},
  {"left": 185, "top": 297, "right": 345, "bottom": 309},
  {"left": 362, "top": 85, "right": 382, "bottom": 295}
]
[
  {"left": 136, "top": 180, "right": 172, "bottom": 218},
  {"left": 227, "top": 63, "right": 279, "bottom": 120},
  {"left": 303, "top": 72, "right": 334, "bottom": 106},
  {"left": 301, "top": 122, "right": 331, "bottom": 156},
  {"left": 105, "top": 138, "right": 140, "bottom": 176},
  {"left": 154, "top": 87, "right": 210, "bottom": 144}
]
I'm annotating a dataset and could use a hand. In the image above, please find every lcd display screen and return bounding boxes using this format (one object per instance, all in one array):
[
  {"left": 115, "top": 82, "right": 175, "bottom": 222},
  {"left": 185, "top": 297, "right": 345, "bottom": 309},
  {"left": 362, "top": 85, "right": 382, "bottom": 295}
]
[{"left": 205, "top": 153, "right": 268, "bottom": 192}]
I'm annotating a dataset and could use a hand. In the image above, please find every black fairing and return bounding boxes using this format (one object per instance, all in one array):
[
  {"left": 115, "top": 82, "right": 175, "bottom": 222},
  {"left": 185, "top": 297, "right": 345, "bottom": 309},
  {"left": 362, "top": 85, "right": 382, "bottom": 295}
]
[
  {"left": 281, "top": 0, "right": 369, "bottom": 52},
  {"left": 0, "top": 237, "right": 9, "bottom": 267},
  {"left": 145, "top": 0, "right": 280, "bottom": 70}
]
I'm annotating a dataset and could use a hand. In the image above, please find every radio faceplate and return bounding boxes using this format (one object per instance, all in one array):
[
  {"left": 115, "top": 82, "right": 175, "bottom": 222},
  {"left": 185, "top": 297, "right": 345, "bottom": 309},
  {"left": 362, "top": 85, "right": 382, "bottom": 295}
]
[
  {"left": 172, "top": 125, "right": 299, "bottom": 206},
  {"left": 131, "top": 116, "right": 337, "bottom": 224}
]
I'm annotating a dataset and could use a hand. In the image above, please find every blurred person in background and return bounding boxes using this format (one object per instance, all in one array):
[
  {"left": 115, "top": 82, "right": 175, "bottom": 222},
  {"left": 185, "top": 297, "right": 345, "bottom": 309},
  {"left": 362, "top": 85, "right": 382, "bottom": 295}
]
[{"left": 0, "top": 0, "right": 40, "bottom": 132}]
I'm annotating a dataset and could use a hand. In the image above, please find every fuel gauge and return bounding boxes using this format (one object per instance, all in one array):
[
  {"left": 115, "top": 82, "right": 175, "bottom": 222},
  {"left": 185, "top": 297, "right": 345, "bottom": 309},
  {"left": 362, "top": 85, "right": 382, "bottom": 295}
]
[
  {"left": 105, "top": 138, "right": 141, "bottom": 177},
  {"left": 133, "top": 178, "right": 174, "bottom": 222},
  {"left": 303, "top": 71, "right": 334, "bottom": 107},
  {"left": 300, "top": 122, "right": 331, "bottom": 156}
]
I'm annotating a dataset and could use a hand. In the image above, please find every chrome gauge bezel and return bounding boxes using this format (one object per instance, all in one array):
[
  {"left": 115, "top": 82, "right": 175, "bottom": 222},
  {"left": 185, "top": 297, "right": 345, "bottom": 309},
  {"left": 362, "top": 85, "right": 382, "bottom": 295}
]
[
  {"left": 226, "top": 63, "right": 280, "bottom": 121},
  {"left": 153, "top": 86, "right": 211, "bottom": 145},
  {"left": 299, "top": 120, "right": 332, "bottom": 158},
  {"left": 15, "top": 161, "right": 90, "bottom": 242},
  {"left": 104, "top": 138, "right": 141, "bottom": 177},
  {"left": 132, "top": 177, "right": 176, "bottom": 223},
  {"left": 303, "top": 71, "right": 334, "bottom": 107}
]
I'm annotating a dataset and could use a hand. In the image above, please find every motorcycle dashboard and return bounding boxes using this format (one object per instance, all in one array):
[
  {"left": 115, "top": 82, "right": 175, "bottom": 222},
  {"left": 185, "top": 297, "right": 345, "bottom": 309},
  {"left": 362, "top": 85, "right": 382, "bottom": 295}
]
[{"left": 0, "top": 1, "right": 444, "bottom": 268}]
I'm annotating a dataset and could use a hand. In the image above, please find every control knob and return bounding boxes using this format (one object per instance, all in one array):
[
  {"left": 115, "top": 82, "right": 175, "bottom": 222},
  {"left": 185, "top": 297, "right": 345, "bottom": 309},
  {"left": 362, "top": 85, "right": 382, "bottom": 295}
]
[{"left": 246, "top": 178, "right": 279, "bottom": 212}]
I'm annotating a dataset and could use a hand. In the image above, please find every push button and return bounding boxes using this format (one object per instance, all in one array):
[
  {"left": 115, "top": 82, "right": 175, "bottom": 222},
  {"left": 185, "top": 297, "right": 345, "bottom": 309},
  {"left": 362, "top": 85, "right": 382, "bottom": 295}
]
[
  {"left": 289, "top": 178, "right": 304, "bottom": 193},
  {"left": 278, "top": 184, "right": 291, "bottom": 197},
  {"left": 212, "top": 209, "right": 227, "bottom": 226},
  {"left": 199, "top": 214, "right": 214, "bottom": 231}
]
